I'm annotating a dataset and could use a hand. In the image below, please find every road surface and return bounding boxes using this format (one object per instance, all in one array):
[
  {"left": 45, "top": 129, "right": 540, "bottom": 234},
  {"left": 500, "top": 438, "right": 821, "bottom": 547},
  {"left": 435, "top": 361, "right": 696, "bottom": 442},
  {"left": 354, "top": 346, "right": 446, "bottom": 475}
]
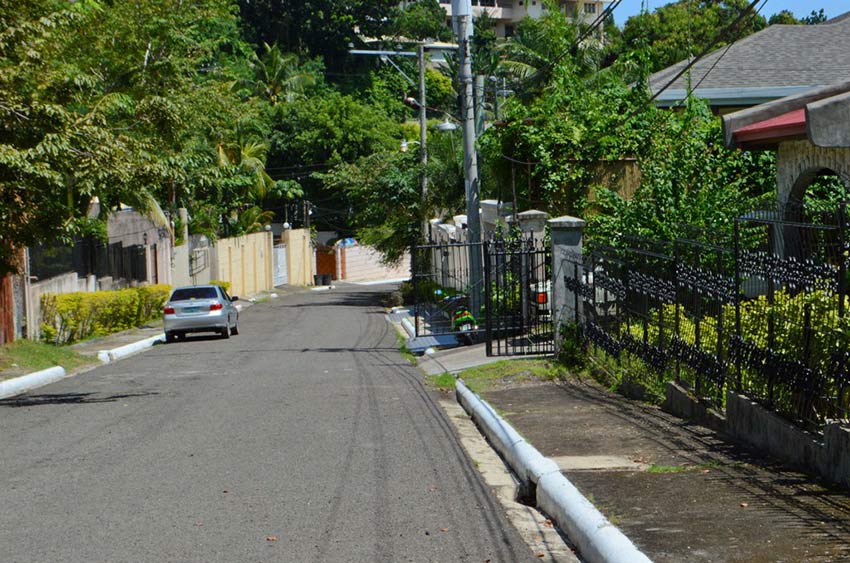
[{"left": 0, "top": 284, "right": 536, "bottom": 562}]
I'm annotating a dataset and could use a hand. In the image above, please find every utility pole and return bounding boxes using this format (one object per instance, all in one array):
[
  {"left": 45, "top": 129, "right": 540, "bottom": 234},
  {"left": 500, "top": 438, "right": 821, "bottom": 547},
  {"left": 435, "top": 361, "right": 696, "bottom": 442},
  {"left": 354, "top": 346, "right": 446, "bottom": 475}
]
[
  {"left": 453, "top": 0, "right": 483, "bottom": 320},
  {"left": 417, "top": 44, "right": 428, "bottom": 242}
]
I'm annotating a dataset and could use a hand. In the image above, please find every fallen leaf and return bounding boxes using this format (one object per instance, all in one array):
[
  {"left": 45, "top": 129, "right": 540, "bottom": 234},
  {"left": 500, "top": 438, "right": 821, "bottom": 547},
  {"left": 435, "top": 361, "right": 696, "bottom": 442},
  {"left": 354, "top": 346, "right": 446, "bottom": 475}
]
[
  {"left": 428, "top": 486, "right": 439, "bottom": 492},
  {"left": 223, "top": 490, "right": 229, "bottom": 494},
  {"left": 535, "top": 554, "right": 546, "bottom": 558},
  {"left": 544, "top": 519, "right": 554, "bottom": 528},
  {"left": 266, "top": 535, "right": 278, "bottom": 542},
  {"left": 440, "top": 528, "right": 449, "bottom": 532},
  {"left": 701, "top": 469, "right": 711, "bottom": 474},
  {"left": 195, "top": 522, "right": 204, "bottom": 527},
  {"left": 740, "top": 502, "right": 749, "bottom": 508}
]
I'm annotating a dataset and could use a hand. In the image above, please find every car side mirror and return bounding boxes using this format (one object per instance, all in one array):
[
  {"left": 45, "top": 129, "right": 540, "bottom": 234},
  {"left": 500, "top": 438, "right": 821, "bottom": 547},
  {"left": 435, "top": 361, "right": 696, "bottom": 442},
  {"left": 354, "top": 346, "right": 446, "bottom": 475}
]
[{"left": 231, "top": 296, "right": 239, "bottom": 302}]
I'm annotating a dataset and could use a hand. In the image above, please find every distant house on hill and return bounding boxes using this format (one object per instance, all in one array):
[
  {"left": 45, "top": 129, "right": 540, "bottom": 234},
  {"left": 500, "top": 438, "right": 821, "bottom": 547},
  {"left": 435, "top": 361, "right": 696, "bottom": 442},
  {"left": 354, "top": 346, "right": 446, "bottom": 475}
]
[
  {"left": 649, "top": 12, "right": 850, "bottom": 113},
  {"left": 435, "top": 0, "right": 610, "bottom": 37}
]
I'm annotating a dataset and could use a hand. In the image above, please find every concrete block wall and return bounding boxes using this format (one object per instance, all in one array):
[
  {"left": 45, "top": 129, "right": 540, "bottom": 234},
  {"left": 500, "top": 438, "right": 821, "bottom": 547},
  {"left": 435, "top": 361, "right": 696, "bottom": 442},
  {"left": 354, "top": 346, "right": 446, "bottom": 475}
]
[
  {"left": 210, "top": 231, "right": 274, "bottom": 297},
  {"left": 338, "top": 244, "right": 410, "bottom": 282}
]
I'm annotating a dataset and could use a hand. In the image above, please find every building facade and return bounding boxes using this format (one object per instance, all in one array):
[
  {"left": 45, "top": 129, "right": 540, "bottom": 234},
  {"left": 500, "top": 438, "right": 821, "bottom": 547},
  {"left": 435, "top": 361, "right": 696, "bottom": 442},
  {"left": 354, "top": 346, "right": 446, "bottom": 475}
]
[{"left": 437, "top": 0, "right": 609, "bottom": 37}]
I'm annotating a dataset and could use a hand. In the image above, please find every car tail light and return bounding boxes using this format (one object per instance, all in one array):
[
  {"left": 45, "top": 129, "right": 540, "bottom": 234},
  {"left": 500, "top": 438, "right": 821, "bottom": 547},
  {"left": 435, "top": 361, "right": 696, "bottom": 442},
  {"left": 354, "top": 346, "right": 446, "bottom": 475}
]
[
  {"left": 210, "top": 302, "right": 223, "bottom": 311},
  {"left": 164, "top": 306, "right": 175, "bottom": 315},
  {"left": 535, "top": 292, "right": 548, "bottom": 304}
]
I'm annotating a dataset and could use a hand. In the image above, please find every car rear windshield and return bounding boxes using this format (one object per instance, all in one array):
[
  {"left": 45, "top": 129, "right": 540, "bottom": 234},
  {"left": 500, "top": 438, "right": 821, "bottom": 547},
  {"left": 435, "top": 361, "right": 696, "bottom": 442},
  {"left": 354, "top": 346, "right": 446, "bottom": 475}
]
[{"left": 170, "top": 287, "right": 218, "bottom": 301}]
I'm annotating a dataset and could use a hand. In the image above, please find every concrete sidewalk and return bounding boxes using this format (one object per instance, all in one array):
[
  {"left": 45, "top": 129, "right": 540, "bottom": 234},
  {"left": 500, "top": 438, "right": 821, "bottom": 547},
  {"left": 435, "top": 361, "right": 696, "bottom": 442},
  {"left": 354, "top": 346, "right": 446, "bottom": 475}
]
[{"left": 424, "top": 344, "right": 850, "bottom": 562}]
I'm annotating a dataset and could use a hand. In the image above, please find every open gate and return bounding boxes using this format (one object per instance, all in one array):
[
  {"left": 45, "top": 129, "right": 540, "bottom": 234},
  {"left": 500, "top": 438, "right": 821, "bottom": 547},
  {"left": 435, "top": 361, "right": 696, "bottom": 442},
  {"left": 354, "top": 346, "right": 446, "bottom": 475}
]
[
  {"left": 410, "top": 237, "right": 553, "bottom": 356},
  {"left": 484, "top": 238, "right": 554, "bottom": 356}
]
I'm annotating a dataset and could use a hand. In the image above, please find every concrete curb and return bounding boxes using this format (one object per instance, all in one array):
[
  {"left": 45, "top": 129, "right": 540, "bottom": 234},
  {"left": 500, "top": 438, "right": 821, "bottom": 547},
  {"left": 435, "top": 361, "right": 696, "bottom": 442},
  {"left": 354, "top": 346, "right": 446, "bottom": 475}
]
[
  {"left": 400, "top": 317, "right": 416, "bottom": 338},
  {"left": 98, "top": 333, "right": 165, "bottom": 364},
  {"left": 456, "top": 379, "right": 652, "bottom": 563},
  {"left": 0, "top": 366, "right": 67, "bottom": 400}
]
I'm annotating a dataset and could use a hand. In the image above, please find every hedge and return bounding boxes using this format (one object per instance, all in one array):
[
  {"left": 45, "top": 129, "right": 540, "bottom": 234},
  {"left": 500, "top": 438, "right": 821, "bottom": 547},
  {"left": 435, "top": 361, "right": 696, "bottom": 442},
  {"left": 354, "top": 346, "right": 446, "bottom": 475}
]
[{"left": 41, "top": 284, "right": 172, "bottom": 345}]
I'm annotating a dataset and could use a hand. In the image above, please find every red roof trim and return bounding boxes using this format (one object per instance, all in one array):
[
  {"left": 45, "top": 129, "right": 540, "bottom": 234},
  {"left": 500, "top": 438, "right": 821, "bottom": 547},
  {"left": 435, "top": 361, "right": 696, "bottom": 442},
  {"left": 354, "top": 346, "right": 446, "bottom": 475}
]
[{"left": 733, "top": 108, "right": 807, "bottom": 145}]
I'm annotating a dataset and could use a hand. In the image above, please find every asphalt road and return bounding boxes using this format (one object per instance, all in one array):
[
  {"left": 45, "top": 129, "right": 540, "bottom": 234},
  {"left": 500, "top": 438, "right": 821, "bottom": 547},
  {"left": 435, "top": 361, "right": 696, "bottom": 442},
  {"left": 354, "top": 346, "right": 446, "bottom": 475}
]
[{"left": 0, "top": 284, "right": 536, "bottom": 563}]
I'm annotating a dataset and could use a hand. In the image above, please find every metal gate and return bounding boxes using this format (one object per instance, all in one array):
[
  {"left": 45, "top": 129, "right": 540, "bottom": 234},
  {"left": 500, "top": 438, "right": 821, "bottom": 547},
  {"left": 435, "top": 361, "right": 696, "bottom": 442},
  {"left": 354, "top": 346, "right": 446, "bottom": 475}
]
[
  {"left": 411, "top": 237, "right": 554, "bottom": 356},
  {"left": 411, "top": 241, "right": 486, "bottom": 340},
  {"left": 484, "top": 238, "right": 554, "bottom": 356}
]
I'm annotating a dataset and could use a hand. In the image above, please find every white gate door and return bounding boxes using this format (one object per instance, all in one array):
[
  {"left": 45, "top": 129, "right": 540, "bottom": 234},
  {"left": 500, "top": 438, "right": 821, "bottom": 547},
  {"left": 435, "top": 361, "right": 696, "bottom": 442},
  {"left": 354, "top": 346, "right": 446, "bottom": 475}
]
[{"left": 273, "top": 244, "right": 288, "bottom": 286}]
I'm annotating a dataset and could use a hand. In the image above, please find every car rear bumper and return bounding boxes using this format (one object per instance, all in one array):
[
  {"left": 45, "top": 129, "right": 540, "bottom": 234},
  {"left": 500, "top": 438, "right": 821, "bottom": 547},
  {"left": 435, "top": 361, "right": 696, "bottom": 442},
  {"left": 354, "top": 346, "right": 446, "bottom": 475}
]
[{"left": 164, "top": 312, "right": 228, "bottom": 333}]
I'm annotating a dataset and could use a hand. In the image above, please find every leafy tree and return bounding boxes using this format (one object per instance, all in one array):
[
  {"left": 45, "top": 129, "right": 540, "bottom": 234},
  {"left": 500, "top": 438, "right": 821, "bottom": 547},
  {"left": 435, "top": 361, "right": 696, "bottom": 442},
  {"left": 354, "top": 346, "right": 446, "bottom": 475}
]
[
  {"left": 235, "top": 43, "right": 321, "bottom": 105},
  {"left": 498, "top": 3, "right": 600, "bottom": 99},
  {"left": 392, "top": 0, "right": 452, "bottom": 41},
  {"left": 803, "top": 9, "right": 828, "bottom": 25},
  {"left": 621, "top": 0, "right": 767, "bottom": 73},
  {"left": 589, "top": 98, "right": 775, "bottom": 245},
  {"left": 236, "top": 0, "right": 397, "bottom": 68},
  {"left": 768, "top": 10, "right": 800, "bottom": 25}
]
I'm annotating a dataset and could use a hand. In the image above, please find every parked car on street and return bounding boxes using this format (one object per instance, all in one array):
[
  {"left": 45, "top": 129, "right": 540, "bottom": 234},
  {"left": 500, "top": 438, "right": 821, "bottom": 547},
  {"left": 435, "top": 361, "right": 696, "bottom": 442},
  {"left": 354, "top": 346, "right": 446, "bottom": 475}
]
[{"left": 163, "top": 285, "right": 239, "bottom": 342}]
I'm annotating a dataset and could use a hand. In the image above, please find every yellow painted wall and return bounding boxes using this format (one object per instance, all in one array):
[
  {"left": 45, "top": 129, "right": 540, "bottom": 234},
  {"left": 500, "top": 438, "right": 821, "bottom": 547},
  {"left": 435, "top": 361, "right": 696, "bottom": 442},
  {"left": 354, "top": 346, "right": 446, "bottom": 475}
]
[
  {"left": 282, "top": 229, "right": 314, "bottom": 286},
  {"left": 211, "top": 231, "right": 274, "bottom": 297}
]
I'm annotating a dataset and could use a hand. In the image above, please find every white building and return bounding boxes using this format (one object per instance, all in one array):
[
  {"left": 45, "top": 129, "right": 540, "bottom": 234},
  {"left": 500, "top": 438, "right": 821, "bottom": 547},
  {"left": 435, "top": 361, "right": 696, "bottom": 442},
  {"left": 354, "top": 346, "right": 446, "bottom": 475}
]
[{"left": 437, "top": 0, "right": 610, "bottom": 37}]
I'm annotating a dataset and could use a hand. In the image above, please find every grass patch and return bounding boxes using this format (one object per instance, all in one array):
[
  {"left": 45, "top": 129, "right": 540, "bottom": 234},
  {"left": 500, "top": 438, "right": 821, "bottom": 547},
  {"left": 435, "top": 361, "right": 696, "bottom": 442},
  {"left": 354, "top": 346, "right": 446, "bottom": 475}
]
[
  {"left": 396, "top": 333, "right": 416, "bottom": 365},
  {"left": 427, "top": 372, "right": 456, "bottom": 391},
  {"left": 0, "top": 340, "right": 95, "bottom": 380},
  {"left": 647, "top": 461, "right": 728, "bottom": 474},
  {"left": 455, "top": 359, "right": 568, "bottom": 394}
]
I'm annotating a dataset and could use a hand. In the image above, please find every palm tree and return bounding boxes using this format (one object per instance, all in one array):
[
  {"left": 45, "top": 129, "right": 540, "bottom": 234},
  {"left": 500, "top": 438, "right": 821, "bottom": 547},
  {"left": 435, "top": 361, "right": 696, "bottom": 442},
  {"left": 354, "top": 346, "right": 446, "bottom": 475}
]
[
  {"left": 238, "top": 43, "right": 316, "bottom": 106},
  {"left": 217, "top": 119, "right": 274, "bottom": 200}
]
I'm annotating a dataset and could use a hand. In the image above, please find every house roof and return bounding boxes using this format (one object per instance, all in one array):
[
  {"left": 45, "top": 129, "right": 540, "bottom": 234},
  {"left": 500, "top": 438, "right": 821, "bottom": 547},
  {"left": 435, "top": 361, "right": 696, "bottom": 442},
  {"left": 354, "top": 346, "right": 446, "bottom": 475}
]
[
  {"left": 722, "top": 80, "right": 850, "bottom": 149},
  {"left": 649, "top": 13, "right": 850, "bottom": 107}
]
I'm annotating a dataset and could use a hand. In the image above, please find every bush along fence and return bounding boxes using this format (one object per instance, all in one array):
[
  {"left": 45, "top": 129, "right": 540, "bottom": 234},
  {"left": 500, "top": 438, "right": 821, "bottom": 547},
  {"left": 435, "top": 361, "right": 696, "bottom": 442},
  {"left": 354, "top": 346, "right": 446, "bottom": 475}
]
[
  {"left": 40, "top": 285, "right": 171, "bottom": 345},
  {"left": 560, "top": 202, "right": 850, "bottom": 434}
]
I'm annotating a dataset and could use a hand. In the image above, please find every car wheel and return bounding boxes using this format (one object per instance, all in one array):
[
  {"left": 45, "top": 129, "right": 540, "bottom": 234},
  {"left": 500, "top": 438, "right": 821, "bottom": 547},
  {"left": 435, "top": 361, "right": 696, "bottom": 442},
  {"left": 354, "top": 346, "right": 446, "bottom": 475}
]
[
  {"left": 230, "top": 323, "right": 239, "bottom": 336},
  {"left": 220, "top": 327, "right": 230, "bottom": 339},
  {"left": 165, "top": 331, "right": 176, "bottom": 344}
]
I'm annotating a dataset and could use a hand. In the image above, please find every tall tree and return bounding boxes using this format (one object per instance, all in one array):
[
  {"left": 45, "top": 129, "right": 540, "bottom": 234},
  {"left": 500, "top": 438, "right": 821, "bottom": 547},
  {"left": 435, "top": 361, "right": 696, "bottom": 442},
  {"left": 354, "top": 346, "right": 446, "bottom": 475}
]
[
  {"left": 621, "top": 0, "right": 767, "bottom": 73},
  {"left": 237, "top": 0, "right": 397, "bottom": 68}
]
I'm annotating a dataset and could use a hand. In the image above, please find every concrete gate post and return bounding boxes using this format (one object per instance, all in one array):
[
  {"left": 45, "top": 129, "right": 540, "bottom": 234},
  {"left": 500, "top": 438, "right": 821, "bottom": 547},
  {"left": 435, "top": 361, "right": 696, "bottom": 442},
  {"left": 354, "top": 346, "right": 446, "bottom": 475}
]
[{"left": 548, "top": 216, "right": 586, "bottom": 351}]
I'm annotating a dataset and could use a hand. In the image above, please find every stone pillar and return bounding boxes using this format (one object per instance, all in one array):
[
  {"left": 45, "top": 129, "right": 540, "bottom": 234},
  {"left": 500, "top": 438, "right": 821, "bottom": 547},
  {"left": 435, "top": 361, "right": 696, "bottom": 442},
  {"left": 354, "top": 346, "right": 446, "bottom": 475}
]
[
  {"left": 548, "top": 216, "right": 586, "bottom": 349},
  {"left": 516, "top": 209, "right": 549, "bottom": 238}
]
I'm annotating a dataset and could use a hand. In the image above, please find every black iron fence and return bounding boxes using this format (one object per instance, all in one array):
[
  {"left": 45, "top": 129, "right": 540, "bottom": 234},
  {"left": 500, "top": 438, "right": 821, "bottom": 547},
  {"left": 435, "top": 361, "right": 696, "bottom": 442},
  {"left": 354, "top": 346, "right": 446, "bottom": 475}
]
[
  {"left": 563, "top": 202, "right": 850, "bottom": 431},
  {"left": 30, "top": 238, "right": 148, "bottom": 283}
]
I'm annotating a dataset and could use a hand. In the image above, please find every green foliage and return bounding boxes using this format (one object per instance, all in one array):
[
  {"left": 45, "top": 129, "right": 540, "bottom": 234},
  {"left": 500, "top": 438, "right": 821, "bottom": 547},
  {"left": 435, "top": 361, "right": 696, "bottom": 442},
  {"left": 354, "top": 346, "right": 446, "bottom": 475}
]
[
  {"left": 588, "top": 99, "right": 775, "bottom": 245},
  {"left": 209, "top": 280, "right": 232, "bottom": 292},
  {"left": 40, "top": 284, "right": 172, "bottom": 344},
  {"left": 558, "top": 321, "right": 586, "bottom": 368},
  {"left": 620, "top": 0, "right": 767, "bottom": 73},
  {"left": 392, "top": 0, "right": 452, "bottom": 41}
]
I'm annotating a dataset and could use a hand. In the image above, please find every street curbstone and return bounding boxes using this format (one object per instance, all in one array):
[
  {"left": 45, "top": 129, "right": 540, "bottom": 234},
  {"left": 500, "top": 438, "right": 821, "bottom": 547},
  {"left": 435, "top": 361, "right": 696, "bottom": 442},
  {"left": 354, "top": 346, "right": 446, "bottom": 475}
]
[
  {"left": 456, "top": 379, "right": 653, "bottom": 563},
  {"left": 102, "top": 333, "right": 165, "bottom": 362},
  {"left": 0, "top": 366, "right": 67, "bottom": 400},
  {"left": 537, "top": 471, "right": 652, "bottom": 563}
]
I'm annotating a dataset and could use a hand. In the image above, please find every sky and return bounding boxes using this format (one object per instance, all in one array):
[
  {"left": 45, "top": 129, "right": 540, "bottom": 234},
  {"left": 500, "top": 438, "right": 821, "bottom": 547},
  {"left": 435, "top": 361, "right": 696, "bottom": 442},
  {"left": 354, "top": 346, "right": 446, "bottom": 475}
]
[{"left": 612, "top": 0, "right": 848, "bottom": 26}]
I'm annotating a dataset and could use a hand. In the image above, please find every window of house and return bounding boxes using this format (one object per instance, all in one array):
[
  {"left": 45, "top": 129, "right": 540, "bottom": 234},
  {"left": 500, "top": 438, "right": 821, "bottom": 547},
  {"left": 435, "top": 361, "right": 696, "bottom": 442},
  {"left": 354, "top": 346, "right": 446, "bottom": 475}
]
[{"left": 584, "top": 2, "right": 597, "bottom": 14}]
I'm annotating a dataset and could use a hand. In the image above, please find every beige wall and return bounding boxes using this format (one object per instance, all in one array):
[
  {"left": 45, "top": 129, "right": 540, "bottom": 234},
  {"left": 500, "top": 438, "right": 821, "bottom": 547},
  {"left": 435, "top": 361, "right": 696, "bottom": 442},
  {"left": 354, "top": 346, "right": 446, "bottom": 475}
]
[
  {"left": 211, "top": 231, "right": 274, "bottom": 297},
  {"left": 339, "top": 245, "right": 410, "bottom": 282},
  {"left": 172, "top": 244, "right": 192, "bottom": 288},
  {"left": 282, "top": 229, "right": 314, "bottom": 286},
  {"left": 27, "top": 272, "right": 91, "bottom": 339}
]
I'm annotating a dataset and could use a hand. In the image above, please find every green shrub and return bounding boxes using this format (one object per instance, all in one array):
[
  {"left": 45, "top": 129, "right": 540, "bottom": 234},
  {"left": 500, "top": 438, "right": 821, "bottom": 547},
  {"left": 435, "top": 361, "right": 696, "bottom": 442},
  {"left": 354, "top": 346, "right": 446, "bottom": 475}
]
[
  {"left": 209, "top": 280, "right": 231, "bottom": 292},
  {"left": 558, "top": 321, "right": 586, "bottom": 368},
  {"left": 40, "top": 285, "right": 172, "bottom": 345}
]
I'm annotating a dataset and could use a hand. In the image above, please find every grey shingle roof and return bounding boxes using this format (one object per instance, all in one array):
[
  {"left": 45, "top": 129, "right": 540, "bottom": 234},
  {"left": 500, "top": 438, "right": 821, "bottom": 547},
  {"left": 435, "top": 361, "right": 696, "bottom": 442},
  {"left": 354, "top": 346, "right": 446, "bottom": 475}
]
[{"left": 649, "top": 13, "right": 850, "bottom": 99}]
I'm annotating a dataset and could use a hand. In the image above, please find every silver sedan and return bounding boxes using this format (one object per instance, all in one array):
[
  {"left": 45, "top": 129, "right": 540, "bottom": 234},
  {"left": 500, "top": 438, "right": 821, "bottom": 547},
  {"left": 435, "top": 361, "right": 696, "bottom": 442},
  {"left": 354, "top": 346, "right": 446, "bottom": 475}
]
[{"left": 163, "top": 285, "right": 239, "bottom": 342}]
